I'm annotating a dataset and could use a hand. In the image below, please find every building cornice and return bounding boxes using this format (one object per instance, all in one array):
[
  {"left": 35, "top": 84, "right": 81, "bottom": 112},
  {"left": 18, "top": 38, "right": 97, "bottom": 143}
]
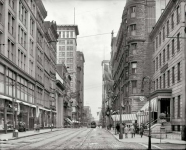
[{"left": 149, "top": 0, "right": 181, "bottom": 39}]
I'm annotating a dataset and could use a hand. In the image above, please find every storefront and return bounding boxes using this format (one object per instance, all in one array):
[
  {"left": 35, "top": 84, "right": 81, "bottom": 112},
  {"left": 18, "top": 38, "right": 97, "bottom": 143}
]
[{"left": 111, "top": 114, "right": 137, "bottom": 127}]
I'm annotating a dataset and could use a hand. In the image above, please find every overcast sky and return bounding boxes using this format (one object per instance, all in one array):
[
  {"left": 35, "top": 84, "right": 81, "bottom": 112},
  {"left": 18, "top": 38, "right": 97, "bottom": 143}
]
[{"left": 42, "top": 0, "right": 168, "bottom": 120}]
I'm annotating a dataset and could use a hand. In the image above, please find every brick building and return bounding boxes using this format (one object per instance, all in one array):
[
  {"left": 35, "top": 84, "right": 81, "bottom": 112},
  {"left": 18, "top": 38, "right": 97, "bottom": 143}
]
[{"left": 111, "top": 0, "right": 156, "bottom": 120}]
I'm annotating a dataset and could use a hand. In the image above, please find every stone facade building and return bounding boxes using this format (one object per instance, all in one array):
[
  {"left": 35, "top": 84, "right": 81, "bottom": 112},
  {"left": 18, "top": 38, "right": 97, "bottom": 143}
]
[
  {"left": 149, "top": 0, "right": 186, "bottom": 131},
  {"left": 76, "top": 51, "right": 85, "bottom": 125},
  {"left": 0, "top": 0, "right": 66, "bottom": 133},
  {"left": 56, "top": 25, "right": 79, "bottom": 122},
  {"left": 111, "top": 0, "right": 156, "bottom": 118}
]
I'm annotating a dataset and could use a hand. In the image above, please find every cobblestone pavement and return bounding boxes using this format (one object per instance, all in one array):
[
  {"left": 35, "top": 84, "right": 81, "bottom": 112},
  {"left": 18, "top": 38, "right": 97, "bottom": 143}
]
[{"left": 0, "top": 128, "right": 147, "bottom": 149}]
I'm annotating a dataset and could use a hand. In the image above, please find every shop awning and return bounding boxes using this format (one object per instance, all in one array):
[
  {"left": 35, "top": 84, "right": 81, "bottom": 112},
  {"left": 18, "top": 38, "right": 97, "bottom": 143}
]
[
  {"left": 111, "top": 114, "right": 137, "bottom": 122},
  {"left": 16, "top": 100, "right": 36, "bottom": 108},
  {"left": 137, "top": 98, "right": 157, "bottom": 115},
  {"left": 65, "top": 118, "right": 72, "bottom": 124},
  {"left": 0, "top": 95, "right": 12, "bottom": 101},
  {"left": 39, "top": 107, "right": 51, "bottom": 111}
]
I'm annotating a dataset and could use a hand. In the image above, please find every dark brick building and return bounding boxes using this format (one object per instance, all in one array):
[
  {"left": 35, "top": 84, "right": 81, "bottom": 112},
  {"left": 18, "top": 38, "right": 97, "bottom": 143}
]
[{"left": 111, "top": 0, "right": 156, "bottom": 115}]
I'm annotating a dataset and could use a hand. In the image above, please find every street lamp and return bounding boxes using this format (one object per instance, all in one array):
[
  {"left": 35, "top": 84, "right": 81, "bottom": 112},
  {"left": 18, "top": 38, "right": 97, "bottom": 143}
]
[{"left": 141, "top": 76, "right": 152, "bottom": 150}]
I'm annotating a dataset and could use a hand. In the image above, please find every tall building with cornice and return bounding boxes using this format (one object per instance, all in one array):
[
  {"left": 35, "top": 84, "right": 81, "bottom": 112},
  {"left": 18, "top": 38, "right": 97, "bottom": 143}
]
[
  {"left": 56, "top": 25, "right": 79, "bottom": 121},
  {"left": 0, "top": 0, "right": 59, "bottom": 132}
]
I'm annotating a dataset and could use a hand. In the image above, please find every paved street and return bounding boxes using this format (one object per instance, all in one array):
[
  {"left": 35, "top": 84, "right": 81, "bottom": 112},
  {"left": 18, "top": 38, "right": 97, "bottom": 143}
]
[{"left": 0, "top": 128, "right": 146, "bottom": 149}]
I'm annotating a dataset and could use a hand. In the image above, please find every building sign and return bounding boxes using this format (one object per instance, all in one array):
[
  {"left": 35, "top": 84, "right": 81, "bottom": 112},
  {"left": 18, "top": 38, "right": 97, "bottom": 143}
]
[{"left": 161, "top": 63, "right": 168, "bottom": 73}]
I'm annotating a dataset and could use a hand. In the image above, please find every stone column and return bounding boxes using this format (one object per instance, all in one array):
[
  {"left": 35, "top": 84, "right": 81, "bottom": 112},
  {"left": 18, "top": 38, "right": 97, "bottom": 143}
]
[{"left": 158, "top": 99, "right": 161, "bottom": 119}]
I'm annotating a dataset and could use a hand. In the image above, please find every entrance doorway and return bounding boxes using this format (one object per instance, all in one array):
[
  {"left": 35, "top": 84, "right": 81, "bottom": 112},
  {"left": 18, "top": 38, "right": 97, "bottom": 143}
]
[{"left": 160, "top": 98, "right": 170, "bottom": 121}]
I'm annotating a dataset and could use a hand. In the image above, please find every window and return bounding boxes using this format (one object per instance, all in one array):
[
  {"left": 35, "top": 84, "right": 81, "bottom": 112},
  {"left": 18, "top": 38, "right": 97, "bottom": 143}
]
[
  {"left": 70, "top": 31, "right": 73, "bottom": 38},
  {"left": 59, "top": 46, "right": 65, "bottom": 51},
  {"left": 159, "top": 76, "right": 162, "bottom": 89},
  {"left": 132, "top": 81, "right": 137, "bottom": 94},
  {"left": 156, "top": 57, "right": 158, "bottom": 70},
  {"left": 30, "top": 39, "right": 34, "bottom": 56},
  {"left": 130, "top": 24, "right": 136, "bottom": 35},
  {"left": 131, "top": 6, "right": 136, "bottom": 18},
  {"left": 156, "top": 37, "right": 158, "bottom": 49},
  {"left": 163, "top": 26, "right": 165, "bottom": 41},
  {"left": 63, "top": 31, "right": 65, "bottom": 38},
  {"left": 153, "top": 60, "right": 155, "bottom": 73},
  {"left": 167, "top": 20, "right": 169, "bottom": 36},
  {"left": 58, "top": 31, "right": 61, "bottom": 38},
  {"left": 153, "top": 41, "right": 155, "bottom": 52},
  {"left": 66, "top": 31, "right": 69, "bottom": 38},
  {"left": 131, "top": 43, "right": 137, "bottom": 54},
  {"left": 177, "top": 62, "right": 180, "bottom": 81},
  {"left": 167, "top": 44, "right": 170, "bottom": 60},
  {"left": 163, "top": 73, "right": 165, "bottom": 88},
  {"left": 177, "top": 33, "right": 180, "bottom": 51},
  {"left": 7, "top": 39, "right": 14, "bottom": 62},
  {"left": 131, "top": 62, "right": 137, "bottom": 74},
  {"left": 172, "top": 67, "right": 175, "bottom": 84},
  {"left": 30, "top": 18, "right": 34, "bottom": 36},
  {"left": 159, "top": 53, "right": 161, "bottom": 67},
  {"left": 8, "top": 12, "right": 15, "bottom": 35},
  {"left": 171, "top": 13, "right": 174, "bottom": 29},
  {"left": 177, "top": 96, "right": 180, "bottom": 118},
  {"left": 177, "top": 6, "right": 180, "bottom": 24},
  {"left": 172, "top": 97, "right": 175, "bottom": 118},
  {"left": 0, "top": 2, "right": 3, "bottom": 23},
  {"left": 159, "top": 32, "right": 161, "bottom": 45},
  {"left": 167, "top": 70, "right": 170, "bottom": 87},
  {"left": 19, "top": 2, "right": 27, "bottom": 26},
  {"left": 156, "top": 79, "right": 158, "bottom": 90},
  {"left": 163, "top": 49, "right": 165, "bottom": 64},
  {"left": 172, "top": 39, "right": 174, "bottom": 56},
  {"left": 59, "top": 40, "right": 65, "bottom": 45}
]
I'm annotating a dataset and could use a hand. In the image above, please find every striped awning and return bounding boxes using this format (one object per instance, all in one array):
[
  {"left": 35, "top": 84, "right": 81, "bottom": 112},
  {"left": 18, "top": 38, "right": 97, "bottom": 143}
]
[
  {"left": 65, "top": 118, "right": 72, "bottom": 124},
  {"left": 111, "top": 114, "right": 137, "bottom": 122},
  {"left": 137, "top": 98, "right": 157, "bottom": 115}
]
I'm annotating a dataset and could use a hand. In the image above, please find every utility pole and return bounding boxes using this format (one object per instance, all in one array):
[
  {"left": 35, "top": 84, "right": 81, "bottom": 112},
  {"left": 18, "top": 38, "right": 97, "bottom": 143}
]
[{"left": 119, "top": 78, "right": 123, "bottom": 139}]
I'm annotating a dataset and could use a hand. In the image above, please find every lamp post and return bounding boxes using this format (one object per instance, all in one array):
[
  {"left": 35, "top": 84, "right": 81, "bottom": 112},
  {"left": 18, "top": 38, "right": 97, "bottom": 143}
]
[{"left": 141, "top": 76, "right": 152, "bottom": 150}]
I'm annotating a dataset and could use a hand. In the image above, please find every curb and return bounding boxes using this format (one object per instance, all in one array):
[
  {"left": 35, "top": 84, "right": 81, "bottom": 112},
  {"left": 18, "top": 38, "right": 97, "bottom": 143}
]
[
  {"left": 105, "top": 130, "right": 186, "bottom": 145},
  {"left": 0, "top": 129, "right": 63, "bottom": 141},
  {"left": 105, "top": 129, "right": 121, "bottom": 142}
]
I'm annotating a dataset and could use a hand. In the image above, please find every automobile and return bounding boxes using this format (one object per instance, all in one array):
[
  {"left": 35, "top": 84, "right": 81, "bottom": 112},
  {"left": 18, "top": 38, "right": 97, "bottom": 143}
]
[{"left": 90, "top": 121, "right": 96, "bottom": 128}]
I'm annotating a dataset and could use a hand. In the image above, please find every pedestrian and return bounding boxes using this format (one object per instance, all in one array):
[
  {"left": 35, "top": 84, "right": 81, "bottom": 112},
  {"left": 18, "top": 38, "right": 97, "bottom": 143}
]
[
  {"left": 116, "top": 123, "right": 120, "bottom": 134},
  {"left": 139, "top": 126, "right": 144, "bottom": 138},
  {"left": 130, "top": 125, "right": 135, "bottom": 138},
  {"left": 124, "top": 126, "right": 129, "bottom": 138}
]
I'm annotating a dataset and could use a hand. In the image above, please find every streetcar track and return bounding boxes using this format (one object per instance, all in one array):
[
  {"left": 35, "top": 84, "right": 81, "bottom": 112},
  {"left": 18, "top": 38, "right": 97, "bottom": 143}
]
[
  {"left": 30, "top": 128, "right": 87, "bottom": 149},
  {"left": 53, "top": 128, "right": 93, "bottom": 149},
  {"left": 10, "top": 129, "right": 74, "bottom": 149}
]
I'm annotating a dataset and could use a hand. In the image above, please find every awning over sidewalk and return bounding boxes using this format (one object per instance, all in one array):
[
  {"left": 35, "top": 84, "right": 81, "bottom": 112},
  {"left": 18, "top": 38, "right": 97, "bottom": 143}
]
[
  {"left": 65, "top": 118, "right": 72, "bottom": 124},
  {"left": 137, "top": 98, "right": 157, "bottom": 114},
  {"left": 0, "top": 95, "right": 12, "bottom": 101},
  {"left": 16, "top": 100, "right": 36, "bottom": 108},
  {"left": 111, "top": 114, "right": 137, "bottom": 122}
]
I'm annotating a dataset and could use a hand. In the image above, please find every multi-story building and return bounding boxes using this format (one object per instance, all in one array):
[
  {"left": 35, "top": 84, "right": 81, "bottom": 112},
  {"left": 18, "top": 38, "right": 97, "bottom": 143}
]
[
  {"left": 110, "top": 0, "right": 156, "bottom": 124},
  {"left": 56, "top": 25, "right": 79, "bottom": 121},
  {"left": 56, "top": 63, "right": 73, "bottom": 127},
  {"left": 101, "top": 60, "right": 110, "bottom": 128},
  {"left": 0, "top": 0, "right": 59, "bottom": 133},
  {"left": 148, "top": 0, "right": 186, "bottom": 131},
  {"left": 76, "top": 51, "right": 85, "bottom": 125},
  {"left": 83, "top": 106, "right": 92, "bottom": 126}
]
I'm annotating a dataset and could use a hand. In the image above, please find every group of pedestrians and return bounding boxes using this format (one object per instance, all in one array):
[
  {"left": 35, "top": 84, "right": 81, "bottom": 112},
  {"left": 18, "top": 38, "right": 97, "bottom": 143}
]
[{"left": 115, "top": 123, "right": 145, "bottom": 138}]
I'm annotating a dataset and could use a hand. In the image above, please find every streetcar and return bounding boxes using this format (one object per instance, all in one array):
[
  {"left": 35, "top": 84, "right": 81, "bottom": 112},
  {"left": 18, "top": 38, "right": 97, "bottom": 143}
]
[{"left": 90, "top": 121, "right": 96, "bottom": 128}]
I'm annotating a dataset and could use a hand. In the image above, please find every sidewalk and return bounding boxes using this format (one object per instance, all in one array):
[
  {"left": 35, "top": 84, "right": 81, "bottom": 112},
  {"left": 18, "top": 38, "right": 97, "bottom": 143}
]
[
  {"left": 107, "top": 129, "right": 186, "bottom": 145},
  {"left": 0, "top": 128, "right": 63, "bottom": 141}
]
